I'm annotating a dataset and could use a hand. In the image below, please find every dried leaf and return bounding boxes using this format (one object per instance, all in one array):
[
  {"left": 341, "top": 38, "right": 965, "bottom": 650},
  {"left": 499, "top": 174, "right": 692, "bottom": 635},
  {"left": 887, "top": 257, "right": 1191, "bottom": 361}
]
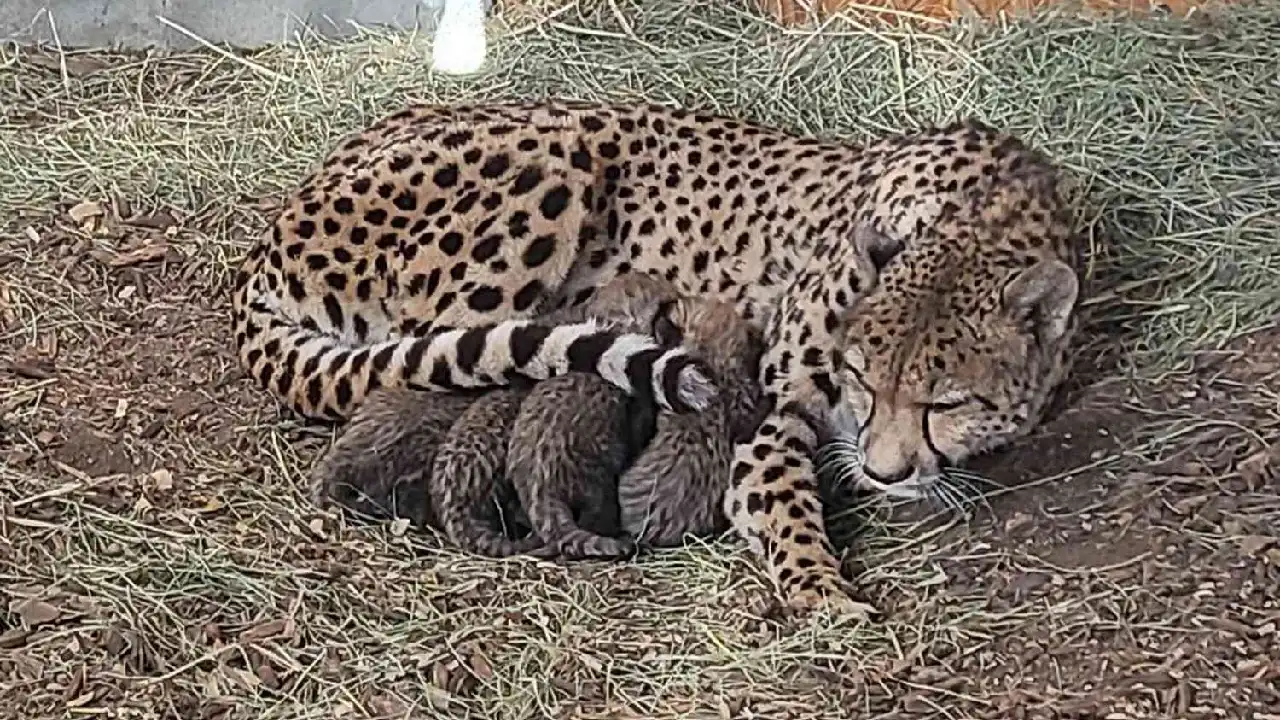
[
  {"left": 1004, "top": 512, "right": 1033, "bottom": 533},
  {"left": 65, "top": 691, "right": 98, "bottom": 709},
  {"left": 124, "top": 210, "right": 178, "bottom": 230},
  {"left": 88, "top": 241, "right": 169, "bottom": 267},
  {"left": 101, "top": 627, "right": 126, "bottom": 655},
  {"left": 255, "top": 663, "right": 280, "bottom": 689},
  {"left": 10, "top": 597, "right": 61, "bottom": 626},
  {"left": 1239, "top": 535, "right": 1275, "bottom": 555},
  {"left": 423, "top": 685, "right": 453, "bottom": 710},
  {"left": 367, "top": 693, "right": 409, "bottom": 718},
  {"left": 1172, "top": 494, "right": 1208, "bottom": 515},
  {"left": 389, "top": 517, "right": 411, "bottom": 536},
  {"left": 239, "top": 618, "right": 291, "bottom": 642},
  {"left": 431, "top": 660, "right": 451, "bottom": 689},
  {"left": 150, "top": 469, "right": 174, "bottom": 492},
  {"left": 226, "top": 666, "right": 261, "bottom": 690},
  {"left": 62, "top": 664, "right": 86, "bottom": 704},
  {"left": 1239, "top": 443, "right": 1278, "bottom": 489},
  {"left": 468, "top": 651, "right": 494, "bottom": 680},
  {"left": 0, "top": 628, "right": 30, "bottom": 648}
]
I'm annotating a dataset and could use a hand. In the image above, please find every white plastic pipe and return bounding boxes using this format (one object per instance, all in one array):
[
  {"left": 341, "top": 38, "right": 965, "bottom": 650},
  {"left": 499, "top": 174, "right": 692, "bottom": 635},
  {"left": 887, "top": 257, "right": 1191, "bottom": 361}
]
[{"left": 431, "top": 0, "right": 488, "bottom": 76}]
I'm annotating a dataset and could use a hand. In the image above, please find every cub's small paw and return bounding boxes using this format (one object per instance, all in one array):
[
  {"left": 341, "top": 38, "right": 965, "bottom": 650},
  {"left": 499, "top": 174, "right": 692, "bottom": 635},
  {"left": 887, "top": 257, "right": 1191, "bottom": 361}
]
[
  {"left": 558, "top": 531, "right": 637, "bottom": 561},
  {"left": 523, "top": 543, "right": 562, "bottom": 560}
]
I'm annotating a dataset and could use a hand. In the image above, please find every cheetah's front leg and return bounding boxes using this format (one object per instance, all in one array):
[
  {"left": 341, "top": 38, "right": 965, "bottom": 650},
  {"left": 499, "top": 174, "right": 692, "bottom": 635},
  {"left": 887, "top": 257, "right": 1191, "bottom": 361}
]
[
  {"left": 722, "top": 258, "right": 881, "bottom": 617},
  {"left": 725, "top": 410, "right": 877, "bottom": 617}
]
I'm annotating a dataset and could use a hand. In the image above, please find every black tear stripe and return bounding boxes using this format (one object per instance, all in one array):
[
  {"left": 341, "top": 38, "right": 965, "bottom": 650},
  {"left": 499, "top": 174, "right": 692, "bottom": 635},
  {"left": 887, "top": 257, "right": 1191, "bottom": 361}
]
[
  {"left": 453, "top": 326, "right": 490, "bottom": 376},
  {"left": 509, "top": 324, "right": 553, "bottom": 368},
  {"left": 566, "top": 332, "right": 616, "bottom": 373},
  {"left": 625, "top": 347, "right": 664, "bottom": 401}
]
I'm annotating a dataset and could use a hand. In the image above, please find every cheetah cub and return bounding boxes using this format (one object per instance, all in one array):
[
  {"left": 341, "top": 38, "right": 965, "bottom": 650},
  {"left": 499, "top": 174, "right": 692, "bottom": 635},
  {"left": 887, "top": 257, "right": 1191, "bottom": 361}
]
[
  {"left": 618, "top": 297, "right": 768, "bottom": 547},
  {"left": 309, "top": 274, "right": 766, "bottom": 558}
]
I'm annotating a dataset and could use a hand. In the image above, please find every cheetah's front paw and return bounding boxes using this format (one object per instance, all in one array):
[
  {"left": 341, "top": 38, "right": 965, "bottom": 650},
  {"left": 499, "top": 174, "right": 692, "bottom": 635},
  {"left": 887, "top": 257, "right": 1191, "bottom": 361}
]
[{"left": 786, "top": 572, "right": 880, "bottom": 621}]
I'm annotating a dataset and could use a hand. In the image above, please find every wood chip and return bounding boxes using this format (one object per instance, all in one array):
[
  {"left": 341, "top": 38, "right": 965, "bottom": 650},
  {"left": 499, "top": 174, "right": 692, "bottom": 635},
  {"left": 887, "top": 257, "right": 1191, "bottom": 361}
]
[
  {"left": 68, "top": 200, "right": 105, "bottom": 223},
  {"left": 87, "top": 240, "right": 170, "bottom": 267}
]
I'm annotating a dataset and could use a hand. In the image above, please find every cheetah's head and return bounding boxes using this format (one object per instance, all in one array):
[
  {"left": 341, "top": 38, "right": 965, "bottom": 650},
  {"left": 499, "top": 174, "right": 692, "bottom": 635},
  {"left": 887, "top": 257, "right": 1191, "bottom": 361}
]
[{"left": 825, "top": 225, "right": 1080, "bottom": 505}]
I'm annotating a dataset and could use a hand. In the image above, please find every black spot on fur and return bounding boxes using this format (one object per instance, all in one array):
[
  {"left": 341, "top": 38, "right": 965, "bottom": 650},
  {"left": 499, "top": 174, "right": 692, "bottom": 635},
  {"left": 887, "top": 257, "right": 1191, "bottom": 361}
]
[
  {"left": 471, "top": 235, "right": 501, "bottom": 262},
  {"left": 540, "top": 185, "right": 571, "bottom": 220},
  {"left": 433, "top": 165, "right": 459, "bottom": 188},
  {"left": 523, "top": 234, "right": 557, "bottom": 268},
  {"left": 468, "top": 286, "right": 503, "bottom": 312},
  {"left": 512, "top": 166, "right": 543, "bottom": 195},
  {"left": 439, "top": 232, "right": 464, "bottom": 256},
  {"left": 513, "top": 279, "right": 543, "bottom": 311},
  {"left": 322, "top": 294, "right": 345, "bottom": 331},
  {"left": 479, "top": 154, "right": 510, "bottom": 178}
]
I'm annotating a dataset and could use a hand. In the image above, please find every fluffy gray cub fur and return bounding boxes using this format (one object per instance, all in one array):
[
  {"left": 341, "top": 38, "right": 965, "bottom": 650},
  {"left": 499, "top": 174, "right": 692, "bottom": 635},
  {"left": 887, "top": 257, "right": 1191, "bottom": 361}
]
[
  {"left": 308, "top": 386, "right": 545, "bottom": 557},
  {"left": 308, "top": 274, "right": 668, "bottom": 559},
  {"left": 309, "top": 273, "right": 765, "bottom": 558},
  {"left": 617, "top": 294, "right": 767, "bottom": 548}
]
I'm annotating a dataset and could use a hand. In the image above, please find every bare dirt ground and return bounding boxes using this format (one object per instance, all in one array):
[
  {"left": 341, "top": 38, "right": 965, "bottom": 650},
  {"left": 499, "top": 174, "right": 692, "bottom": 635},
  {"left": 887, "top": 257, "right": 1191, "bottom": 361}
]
[{"left": 3, "top": 2, "right": 1280, "bottom": 718}]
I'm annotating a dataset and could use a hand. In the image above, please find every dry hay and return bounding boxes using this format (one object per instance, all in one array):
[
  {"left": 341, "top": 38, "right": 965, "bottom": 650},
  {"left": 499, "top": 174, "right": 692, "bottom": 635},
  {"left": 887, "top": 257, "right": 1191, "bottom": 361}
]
[{"left": 1, "top": 1, "right": 1279, "bottom": 718}]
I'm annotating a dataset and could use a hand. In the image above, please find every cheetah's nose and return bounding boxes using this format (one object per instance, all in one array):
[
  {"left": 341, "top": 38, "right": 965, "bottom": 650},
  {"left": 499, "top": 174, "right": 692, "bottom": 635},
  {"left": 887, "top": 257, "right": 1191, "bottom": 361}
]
[{"left": 862, "top": 463, "right": 914, "bottom": 485}]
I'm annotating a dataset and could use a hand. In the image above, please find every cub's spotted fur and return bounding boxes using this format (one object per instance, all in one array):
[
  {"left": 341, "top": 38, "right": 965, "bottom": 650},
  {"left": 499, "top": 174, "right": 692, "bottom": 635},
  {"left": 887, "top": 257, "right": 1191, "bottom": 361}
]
[{"left": 236, "top": 100, "right": 1082, "bottom": 614}]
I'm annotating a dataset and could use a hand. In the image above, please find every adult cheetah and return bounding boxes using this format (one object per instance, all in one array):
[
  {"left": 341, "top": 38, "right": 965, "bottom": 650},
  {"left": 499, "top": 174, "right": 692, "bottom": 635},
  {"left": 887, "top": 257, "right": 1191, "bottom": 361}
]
[{"left": 231, "top": 100, "right": 1082, "bottom": 615}]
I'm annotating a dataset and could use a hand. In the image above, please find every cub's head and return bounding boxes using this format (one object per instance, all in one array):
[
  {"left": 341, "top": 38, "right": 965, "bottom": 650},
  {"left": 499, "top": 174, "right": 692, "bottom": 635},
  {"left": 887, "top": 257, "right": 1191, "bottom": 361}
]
[
  {"left": 586, "top": 275, "right": 765, "bottom": 438},
  {"left": 588, "top": 273, "right": 764, "bottom": 389},
  {"left": 653, "top": 296, "right": 767, "bottom": 443},
  {"left": 826, "top": 219, "right": 1080, "bottom": 503}
]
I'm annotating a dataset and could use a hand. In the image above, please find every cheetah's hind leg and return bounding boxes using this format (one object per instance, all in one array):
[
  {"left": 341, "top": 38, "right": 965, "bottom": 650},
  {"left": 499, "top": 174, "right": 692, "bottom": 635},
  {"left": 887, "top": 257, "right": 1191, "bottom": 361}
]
[{"left": 430, "top": 0, "right": 487, "bottom": 76}]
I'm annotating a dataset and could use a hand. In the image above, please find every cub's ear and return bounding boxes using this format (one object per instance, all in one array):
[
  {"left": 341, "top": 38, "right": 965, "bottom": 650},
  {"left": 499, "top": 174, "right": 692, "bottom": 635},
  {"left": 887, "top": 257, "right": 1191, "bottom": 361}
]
[
  {"left": 1001, "top": 258, "right": 1079, "bottom": 344},
  {"left": 651, "top": 300, "right": 683, "bottom": 347}
]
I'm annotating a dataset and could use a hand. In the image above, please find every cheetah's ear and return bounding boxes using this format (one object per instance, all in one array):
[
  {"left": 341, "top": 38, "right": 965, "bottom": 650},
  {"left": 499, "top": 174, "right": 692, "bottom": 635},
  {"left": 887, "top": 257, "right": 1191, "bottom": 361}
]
[
  {"left": 853, "top": 223, "right": 903, "bottom": 272},
  {"left": 1001, "top": 259, "right": 1079, "bottom": 345}
]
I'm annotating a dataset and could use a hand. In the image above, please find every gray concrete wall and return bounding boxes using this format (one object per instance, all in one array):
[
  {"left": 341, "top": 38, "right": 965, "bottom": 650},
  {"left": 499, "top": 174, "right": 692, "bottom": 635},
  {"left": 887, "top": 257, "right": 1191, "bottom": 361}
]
[{"left": 1, "top": 0, "right": 446, "bottom": 50}]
